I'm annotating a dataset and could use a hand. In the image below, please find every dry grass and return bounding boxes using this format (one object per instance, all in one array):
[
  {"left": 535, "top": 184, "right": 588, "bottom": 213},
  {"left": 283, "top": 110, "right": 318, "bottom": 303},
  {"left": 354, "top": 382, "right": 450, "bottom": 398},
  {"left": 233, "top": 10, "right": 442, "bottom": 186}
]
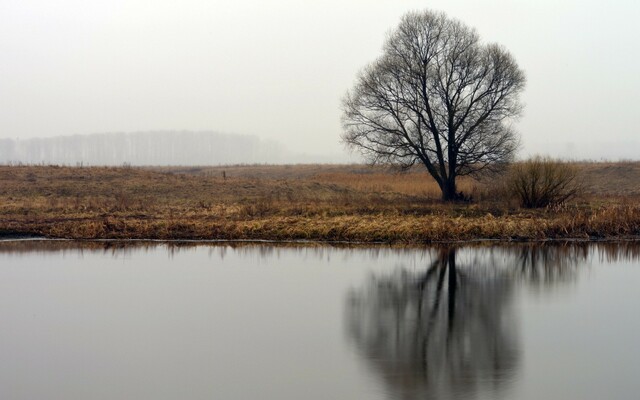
[{"left": 1, "top": 163, "right": 640, "bottom": 243}]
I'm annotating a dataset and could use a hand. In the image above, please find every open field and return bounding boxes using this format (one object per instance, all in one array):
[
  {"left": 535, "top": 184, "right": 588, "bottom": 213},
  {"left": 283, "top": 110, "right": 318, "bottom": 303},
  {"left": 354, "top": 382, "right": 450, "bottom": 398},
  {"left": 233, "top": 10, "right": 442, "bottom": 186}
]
[{"left": 1, "top": 163, "right": 640, "bottom": 243}]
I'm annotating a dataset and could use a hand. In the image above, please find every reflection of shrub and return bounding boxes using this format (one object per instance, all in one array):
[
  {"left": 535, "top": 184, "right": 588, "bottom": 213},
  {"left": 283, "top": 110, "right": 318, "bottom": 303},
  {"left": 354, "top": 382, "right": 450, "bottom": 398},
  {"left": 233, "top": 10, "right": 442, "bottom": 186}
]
[{"left": 509, "top": 157, "right": 582, "bottom": 208}]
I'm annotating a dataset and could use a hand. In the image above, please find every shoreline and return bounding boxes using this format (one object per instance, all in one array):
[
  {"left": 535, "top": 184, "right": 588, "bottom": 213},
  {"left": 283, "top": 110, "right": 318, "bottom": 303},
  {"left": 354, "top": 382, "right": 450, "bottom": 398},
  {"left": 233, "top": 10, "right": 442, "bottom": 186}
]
[
  {"left": 2, "top": 228, "right": 640, "bottom": 246},
  {"left": 3, "top": 208, "right": 640, "bottom": 244},
  {"left": 2, "top": 235, "right": 640, "bottom": 258}
]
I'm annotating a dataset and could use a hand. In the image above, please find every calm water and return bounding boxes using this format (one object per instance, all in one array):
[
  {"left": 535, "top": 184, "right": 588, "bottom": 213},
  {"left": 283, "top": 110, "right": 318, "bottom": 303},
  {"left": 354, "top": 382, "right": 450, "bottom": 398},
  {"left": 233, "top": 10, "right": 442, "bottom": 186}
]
[{"left": 1, "top": 241, "right": 639, "bottom": 399}]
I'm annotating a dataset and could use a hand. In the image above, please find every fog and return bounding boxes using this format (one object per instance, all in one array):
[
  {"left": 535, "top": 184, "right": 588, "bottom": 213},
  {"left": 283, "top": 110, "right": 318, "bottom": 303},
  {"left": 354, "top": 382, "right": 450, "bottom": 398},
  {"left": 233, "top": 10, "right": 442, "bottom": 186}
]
[
  {"left": 0, "top": 131, "right": 350, "bottom": 166},
  {"left": 1, "top": 0, "right": 638, "bottom": 162}
]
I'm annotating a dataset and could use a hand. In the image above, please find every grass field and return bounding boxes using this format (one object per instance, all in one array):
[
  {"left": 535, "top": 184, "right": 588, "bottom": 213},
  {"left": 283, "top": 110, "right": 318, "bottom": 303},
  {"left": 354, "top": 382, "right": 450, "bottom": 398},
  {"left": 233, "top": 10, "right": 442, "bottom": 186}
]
[{"left": 1, "top": 163, "right": 640, "bottom": 243}]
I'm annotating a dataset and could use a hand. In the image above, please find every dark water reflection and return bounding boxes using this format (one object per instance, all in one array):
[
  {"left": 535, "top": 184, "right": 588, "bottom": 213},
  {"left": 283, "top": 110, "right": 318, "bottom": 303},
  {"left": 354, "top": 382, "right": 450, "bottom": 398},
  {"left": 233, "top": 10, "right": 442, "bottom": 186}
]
[
  {"left": 347, "top": 248, "right": 520, "bottom": 400},
  {"left": 1, "top": 240, "right": 639, "bottom": 400},
  {"left": 346, "top": 243, "right": 638, "bottom": 400}
]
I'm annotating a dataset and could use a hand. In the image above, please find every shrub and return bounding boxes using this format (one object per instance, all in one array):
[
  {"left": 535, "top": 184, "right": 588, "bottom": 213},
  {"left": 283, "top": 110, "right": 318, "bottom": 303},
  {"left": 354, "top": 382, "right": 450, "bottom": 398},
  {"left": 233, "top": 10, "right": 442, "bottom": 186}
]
[{"left": 509, "top": 157, "right": 582, "bottom": 208}]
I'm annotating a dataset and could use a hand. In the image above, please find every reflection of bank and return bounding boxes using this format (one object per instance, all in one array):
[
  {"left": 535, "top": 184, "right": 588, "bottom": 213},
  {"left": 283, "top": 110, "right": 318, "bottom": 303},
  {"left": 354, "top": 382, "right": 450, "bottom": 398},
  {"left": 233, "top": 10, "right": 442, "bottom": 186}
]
[{"left": 346, "top": 248, "right": 519, "bottom": 399}]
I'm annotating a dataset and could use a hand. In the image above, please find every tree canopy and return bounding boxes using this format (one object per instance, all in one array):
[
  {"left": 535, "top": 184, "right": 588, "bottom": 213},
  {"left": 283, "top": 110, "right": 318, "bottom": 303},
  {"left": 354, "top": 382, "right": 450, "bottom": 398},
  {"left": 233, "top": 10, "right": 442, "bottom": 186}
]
[{"left": 342, "top": 10, "right": 526, "bottom": 200}]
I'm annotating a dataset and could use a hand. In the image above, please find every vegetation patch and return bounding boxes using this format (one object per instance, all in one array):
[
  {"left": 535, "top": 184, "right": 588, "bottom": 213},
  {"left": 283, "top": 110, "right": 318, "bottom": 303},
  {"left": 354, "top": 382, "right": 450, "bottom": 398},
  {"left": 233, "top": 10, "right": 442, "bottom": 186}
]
[{"left": 1, "top": 164, "right": 639, "bottom": 243}]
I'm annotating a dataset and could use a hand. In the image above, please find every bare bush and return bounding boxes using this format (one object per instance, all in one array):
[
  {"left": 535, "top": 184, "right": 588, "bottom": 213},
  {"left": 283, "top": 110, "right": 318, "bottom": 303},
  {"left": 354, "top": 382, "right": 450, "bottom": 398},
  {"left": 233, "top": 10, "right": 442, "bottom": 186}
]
[{"left": 509, "top": 157, "right": 582, "bottom": 208}]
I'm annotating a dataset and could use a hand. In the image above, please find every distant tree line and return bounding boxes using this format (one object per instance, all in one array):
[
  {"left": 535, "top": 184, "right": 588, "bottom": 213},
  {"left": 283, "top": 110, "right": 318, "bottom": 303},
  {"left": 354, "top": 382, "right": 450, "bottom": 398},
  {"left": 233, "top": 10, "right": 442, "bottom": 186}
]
[{"left": 0, "top": 131, "right": 293, "bottom": 166}]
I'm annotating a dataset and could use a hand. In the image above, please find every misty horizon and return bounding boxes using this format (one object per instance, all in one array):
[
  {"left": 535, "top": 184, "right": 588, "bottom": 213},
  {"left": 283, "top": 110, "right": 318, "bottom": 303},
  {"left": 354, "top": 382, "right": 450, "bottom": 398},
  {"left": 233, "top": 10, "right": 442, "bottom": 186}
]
[
  {"left": 0, "top": 131, "right": 355, "bottom": 166},
  {"left": 1, "top": 1, "right": 639, "bottom": 162},
  {"left": 0, "top": 130, "right": 636, "bottom": 165}
]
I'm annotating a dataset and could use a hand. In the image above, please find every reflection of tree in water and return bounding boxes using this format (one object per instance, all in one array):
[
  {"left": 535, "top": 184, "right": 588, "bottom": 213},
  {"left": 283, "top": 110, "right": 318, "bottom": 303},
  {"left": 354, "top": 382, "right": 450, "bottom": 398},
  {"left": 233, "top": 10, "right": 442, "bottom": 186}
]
[
  {"left": 475, "top": 243, "right": 587, "bottom": 289},
  {"left": 345, "top": 244, "right": 595, "bottom": 400}
]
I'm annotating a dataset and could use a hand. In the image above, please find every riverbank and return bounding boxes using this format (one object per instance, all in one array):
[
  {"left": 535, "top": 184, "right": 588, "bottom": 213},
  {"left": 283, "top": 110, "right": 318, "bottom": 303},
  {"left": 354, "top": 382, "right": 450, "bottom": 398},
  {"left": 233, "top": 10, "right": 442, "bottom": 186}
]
[{"left": 1, "top": 164, "right": 639, "bottom": 243}]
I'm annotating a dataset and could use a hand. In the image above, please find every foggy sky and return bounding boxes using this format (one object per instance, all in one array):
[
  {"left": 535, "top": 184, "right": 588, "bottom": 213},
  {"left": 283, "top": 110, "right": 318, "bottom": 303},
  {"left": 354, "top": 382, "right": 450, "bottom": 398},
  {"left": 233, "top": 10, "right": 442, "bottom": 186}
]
[{"left": 1, "top": 0, "right": 639, "bottom": 161}]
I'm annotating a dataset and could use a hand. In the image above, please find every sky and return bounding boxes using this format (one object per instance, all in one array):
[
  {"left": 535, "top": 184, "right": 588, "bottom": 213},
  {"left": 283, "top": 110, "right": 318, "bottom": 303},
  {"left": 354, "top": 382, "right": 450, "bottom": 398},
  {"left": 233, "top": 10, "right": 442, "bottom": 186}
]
[{"left": 1, "top": 0, "right": 639, "bottom": 160}]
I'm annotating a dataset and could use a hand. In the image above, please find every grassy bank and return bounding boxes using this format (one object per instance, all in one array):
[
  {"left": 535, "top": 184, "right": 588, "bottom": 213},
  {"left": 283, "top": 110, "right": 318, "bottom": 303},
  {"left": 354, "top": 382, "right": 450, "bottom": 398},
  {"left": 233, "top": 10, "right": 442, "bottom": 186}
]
[{"left": 1, "top": 163, "right": 640, "bottom": 243}]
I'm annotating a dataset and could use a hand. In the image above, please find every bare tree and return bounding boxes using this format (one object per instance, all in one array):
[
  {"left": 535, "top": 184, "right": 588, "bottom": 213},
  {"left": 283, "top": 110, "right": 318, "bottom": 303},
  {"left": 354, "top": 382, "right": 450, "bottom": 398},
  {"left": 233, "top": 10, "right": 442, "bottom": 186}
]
[{"left": 342, "top": 10, "right": 526, "bottom": 201}]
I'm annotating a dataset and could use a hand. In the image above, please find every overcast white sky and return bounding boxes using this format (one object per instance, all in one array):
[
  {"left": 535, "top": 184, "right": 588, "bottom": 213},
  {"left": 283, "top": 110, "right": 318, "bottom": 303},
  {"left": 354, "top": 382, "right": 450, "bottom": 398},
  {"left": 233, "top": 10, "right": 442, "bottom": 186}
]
[{"left": 1, "top": 0, "right": 639, "bottom": 160}]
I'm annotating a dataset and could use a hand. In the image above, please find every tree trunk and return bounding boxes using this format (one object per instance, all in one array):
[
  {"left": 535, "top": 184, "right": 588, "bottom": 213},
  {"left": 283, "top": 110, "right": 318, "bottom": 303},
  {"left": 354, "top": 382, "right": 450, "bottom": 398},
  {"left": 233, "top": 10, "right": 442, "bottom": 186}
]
[
  {"left": 441, "top": 177, "right": 458, "bottom": 202},
  {"left": 447, "top": 249, "right": 457, "bottom": 331}
]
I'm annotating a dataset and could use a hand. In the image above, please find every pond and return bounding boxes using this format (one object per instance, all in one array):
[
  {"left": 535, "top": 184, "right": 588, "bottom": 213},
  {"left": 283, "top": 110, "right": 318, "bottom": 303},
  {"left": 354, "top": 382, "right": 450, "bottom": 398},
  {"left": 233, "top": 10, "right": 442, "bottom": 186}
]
[{"left": 0, "top": 241, "right": 639, "bottom": 399}]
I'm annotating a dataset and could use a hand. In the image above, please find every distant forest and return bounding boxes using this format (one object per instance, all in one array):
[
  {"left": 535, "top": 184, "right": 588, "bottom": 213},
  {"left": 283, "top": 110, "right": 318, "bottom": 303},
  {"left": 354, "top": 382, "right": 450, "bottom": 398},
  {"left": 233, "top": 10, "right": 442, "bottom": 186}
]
[{"left": 0, "top": 131, "right": 304, "bottom": 165}]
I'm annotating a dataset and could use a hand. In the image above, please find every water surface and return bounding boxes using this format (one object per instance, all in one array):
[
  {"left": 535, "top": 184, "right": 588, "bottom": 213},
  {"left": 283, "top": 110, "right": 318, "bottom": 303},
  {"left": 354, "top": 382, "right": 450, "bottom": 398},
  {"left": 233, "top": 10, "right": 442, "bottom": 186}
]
[{"left": 0, "top": 241, "right": 639, "bottom": 399}]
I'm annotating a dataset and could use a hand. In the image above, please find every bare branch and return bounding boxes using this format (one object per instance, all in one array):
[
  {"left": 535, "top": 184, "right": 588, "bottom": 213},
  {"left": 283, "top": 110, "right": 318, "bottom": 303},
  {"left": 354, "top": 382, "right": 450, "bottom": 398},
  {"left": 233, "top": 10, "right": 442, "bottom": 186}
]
[{"left": 341, "top": 10, "right": 525, "bottom": 201}]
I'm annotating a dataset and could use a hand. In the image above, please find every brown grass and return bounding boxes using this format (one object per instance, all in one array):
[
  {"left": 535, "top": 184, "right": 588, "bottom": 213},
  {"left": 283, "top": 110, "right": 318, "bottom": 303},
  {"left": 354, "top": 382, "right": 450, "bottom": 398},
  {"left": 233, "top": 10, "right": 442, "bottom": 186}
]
[{"left": 1, "top": 163, "right": 640, "bottom": 243}]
